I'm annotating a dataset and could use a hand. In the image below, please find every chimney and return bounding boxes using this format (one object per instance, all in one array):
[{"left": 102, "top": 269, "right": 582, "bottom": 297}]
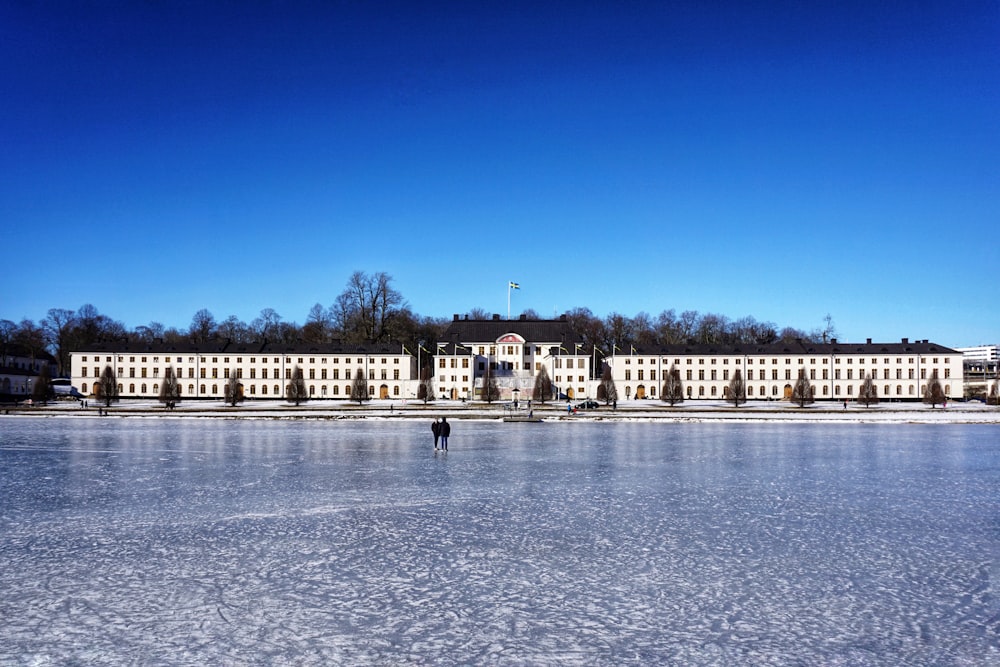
[
  {"left": 831, "top": 338, "right": 837, "bottom": 344},
  {"left": 454, "top": 314, "right": 460, "bottom": 321},
  {"left": 492, "top": 314, "right": 500, "bottom": 320},
  {"left": 519, "top": 314, "right": 527, "bottom": 320},
  {"left": 901, "top": 337, "right": 909, "bottom": 344},
  {"left": 866, "top": 338, "right": 872, "bottom": 344}
]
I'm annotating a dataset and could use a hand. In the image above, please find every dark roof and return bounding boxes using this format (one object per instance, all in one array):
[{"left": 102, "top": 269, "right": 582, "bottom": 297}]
[
  {"left": 75, "top": 339, "right": 408, "bottom": 356},
  {"left": 74, "top": 339, "right": 232, "bottom": 354},
  {"left": 1, "top": 343, "right": 57, "bottom": 364},
  {"left": 634, "top": 338, "right": 959, "bottom": 357},
  {"left": 441, "top": 316, "right": 584, "bottom": 345}
]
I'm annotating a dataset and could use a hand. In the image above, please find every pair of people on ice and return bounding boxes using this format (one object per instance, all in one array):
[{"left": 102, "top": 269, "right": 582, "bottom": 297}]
[{"left": 431, "top": 417, "right": 451, "bottom": 451}]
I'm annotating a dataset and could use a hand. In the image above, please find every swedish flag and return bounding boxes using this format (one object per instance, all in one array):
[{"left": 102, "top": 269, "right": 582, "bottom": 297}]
[{"left": 509, "top": 281, "right": 520, "bottom": 289}]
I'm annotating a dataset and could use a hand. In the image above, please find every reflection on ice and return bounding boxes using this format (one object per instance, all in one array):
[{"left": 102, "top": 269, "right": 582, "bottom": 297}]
[{"left": 1, "top": 419, "right": 998, "bottom": 665}]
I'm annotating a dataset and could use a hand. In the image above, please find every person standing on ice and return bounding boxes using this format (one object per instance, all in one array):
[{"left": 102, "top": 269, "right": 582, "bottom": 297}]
[
  {"left": 439, "top": 417, "right": 451, "bottom": 451},
  {"left": 431, "top": 418, "right": 441, "bottom": 450}
]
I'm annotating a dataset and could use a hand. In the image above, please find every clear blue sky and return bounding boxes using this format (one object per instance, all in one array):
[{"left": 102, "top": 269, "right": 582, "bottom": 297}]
[{"left": 3, "top": 1, "right": 997, "bottom": 346}]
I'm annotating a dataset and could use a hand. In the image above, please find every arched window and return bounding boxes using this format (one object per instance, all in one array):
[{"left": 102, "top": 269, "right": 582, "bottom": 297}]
[
  {"left": 309, "top": 385, "right": 315, "bottom": 395},
  {"left": 141, "top": 384, "right": 147, "bottom": 394},
  {"left": 262, "top": 384, "right": 268, "bottom": 394},
  {"left": 129, "top": 383, "right": 135, "bottom": 393},
  {"left": 759, "top": 385, "right": 765, "bottom": 396},
  {"left": 710, "top": 386, "right": 717, "bottom": 396},
  {"left": 212, "top": 384, "right": 218, "bottom": 394},
  {"left": 748, "top": 385, "right": 754, "bottom": 396},
  {"left": 82, "top": 383, "right": 88, "bottom": 394},
  {"left": 153, "top": 384, "right": 159, "bottom": 394},
  {"left": 393, "top": 385, "right": 400, "bottom": 396},
  {"left": 249, "top": 385, "right": 256, "bottom": 395},
  {"left": 772, "top": 385, "right": 778, "bottom": 396},
  {"left": 698, "top": 386, "right": 705, "bottom": 396},
  {"left": 333, "top": 385, "right": 340, "bottom": 395},
  {"left": 274, "top": 385, "right": 279, "bottom": 395},
  {"left": 896, "top": 385, "right": 902, "bottom": 395},
  {"left": 200, "top": 384, "right": 206, "bottom": 394},
  {"left": 834, "top": 385, "right": 840, "bottom": 395},
  {"left": 822, "top": 385, "right": 828, "bottom": 395}
]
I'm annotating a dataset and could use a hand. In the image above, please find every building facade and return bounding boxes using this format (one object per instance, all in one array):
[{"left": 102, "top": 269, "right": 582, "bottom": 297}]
[
  {"left": 609, "top": 338, "right": 963, "bottom": 402},
  {"left": 71, "top": 339, "right": 416, "bottom": 400},
  {"left": 69, "top": 326, "right": 964, "bottom": 404},
  {"left": 408, "top": 313, "right": 589, "bottom": 401},
  {"left": 1, "top": 344, "right": 58, "bottom": 400}
]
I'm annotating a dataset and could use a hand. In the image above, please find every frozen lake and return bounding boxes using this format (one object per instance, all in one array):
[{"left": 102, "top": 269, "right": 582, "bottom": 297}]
[{"left": 2, "top": 418, "right": 998, "bottom": 665}]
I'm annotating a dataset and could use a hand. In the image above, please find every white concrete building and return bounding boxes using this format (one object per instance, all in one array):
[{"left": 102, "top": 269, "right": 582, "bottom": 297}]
[
  {"left": 1, "top": 343, "right": 58, "bottom": 400},
  {"left": 433, "top": 314, "right": 589, "bottom": 400},
  {"left": 607, "top": 338, "right": 964, "bottom": 402},
  {"left": 71, "top": 339, "right": 416, "bottom": 401}
]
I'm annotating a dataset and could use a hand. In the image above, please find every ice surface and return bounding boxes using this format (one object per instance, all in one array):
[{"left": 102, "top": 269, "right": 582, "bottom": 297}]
[{"left": 2, "top": 419, "right": 999, "bottom": 665}]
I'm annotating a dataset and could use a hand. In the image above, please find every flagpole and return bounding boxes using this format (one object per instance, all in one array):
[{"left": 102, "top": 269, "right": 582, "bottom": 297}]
[{"left": 507, "top": 282, "right": 511, "bottom": 320}]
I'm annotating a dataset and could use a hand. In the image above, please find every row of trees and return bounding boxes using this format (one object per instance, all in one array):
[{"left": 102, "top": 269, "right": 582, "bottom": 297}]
[{"left": 4, "top": 270, "right": 840, "bottom": 378}]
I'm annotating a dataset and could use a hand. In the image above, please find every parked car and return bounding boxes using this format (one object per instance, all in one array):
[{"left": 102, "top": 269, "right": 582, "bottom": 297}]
[{"left": 575, "top": 400, "right": 600, "bottom": 410}]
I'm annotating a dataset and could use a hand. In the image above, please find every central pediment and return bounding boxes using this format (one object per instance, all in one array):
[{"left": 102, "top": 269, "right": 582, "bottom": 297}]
[{"left": 497, "top": 333, "right": 526, "bottom": 344}]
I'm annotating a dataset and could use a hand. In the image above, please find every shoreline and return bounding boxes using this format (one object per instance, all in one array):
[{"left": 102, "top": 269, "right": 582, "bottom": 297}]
[{"left": 4, "top": 399, "right": 999, "bottom": 424}]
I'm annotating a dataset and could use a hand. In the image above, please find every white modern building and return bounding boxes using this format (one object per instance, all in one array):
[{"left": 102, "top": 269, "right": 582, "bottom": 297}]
[{"left": 956, "top": 344, "right": 999, "bottom": 397}]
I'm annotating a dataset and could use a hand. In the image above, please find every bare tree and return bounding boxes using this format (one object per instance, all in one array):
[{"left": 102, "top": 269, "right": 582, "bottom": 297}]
[
  {"left": 159, "top": 366, "right": 181, "bottom": 408},
  {"left": 727, "top": 368, "right": 746, "bottom": 407},
  {"left": 189, "top": 309, "right": 217, "bottom": 342},
  {"left": 286, "top": 365, "right": 308, "bottom": 406},
  {"left": 661, "top": 363, "right": 684, "bottom": 406},
  {"left": 224, "top": 372, "right": 242, "bottom": 407},
  {"left": 598, "top": 364, "right": 618, "bottom": 404},
  {"left": 858, "top": 373, "right": 879, "bottom": 407},
  {"left": 678, "top": 310, "right": 700, "bottom": 341},
  {"left": 42, "top": 308, "right": 76, "bottom": 375},
  {"left": 32, "top": 363, "right": 54, "bottom": 404},
  {"left": 923, "top": 369, "right": 946, "bottom": 408},
  {"left": 251, "top": 308, "right": 282, "bottom": 341},
  {"left": 301, "top": 303, "right": 332, "bottom": 343},
  {"left": 217, "top": 315, "right": 251, "bottom": 343},
  {"left": 0, "top": 319, "right": 16, "bottom": 367},
  {"left": 791, "top": 368, "right": 814, "bottom": 407},
  {"left": 416, "top": 366, "right": 434, "bottom": 403},
  {"left": 533, "top": 365, "right": 552, "bottom": 404},
  {"left": 604, "top": 313, "right": 633, "bottom": 352},
  {"left": 333, "top": 271, "right": 407, "bottom": 343},
  {"left": 481, "top": 364, "right": 500, "bottom": 403},
  {"left": 350, "top": 369, "right": 369, "bottom": 404},
  {"left": 96, "top": 366, "right": 118, "bottom": 407}
]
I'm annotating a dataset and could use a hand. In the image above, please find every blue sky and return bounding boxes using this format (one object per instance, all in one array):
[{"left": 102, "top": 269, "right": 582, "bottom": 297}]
[{"left": 3, "top": 1, "right": 997, "bottom": 345}]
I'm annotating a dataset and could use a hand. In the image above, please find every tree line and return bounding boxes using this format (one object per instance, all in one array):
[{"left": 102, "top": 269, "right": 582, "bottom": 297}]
[{"left": 3, "top": 270, "right": 837, "bottom": 377}]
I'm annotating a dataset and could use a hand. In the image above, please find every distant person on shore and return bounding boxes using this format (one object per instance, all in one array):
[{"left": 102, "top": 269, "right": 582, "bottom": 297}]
[
  {"left": 439, "top": 417, "right": 450, "bottom": 451},
  {"left": 432, "top": 418, "right": 441, "bottom": 450}
]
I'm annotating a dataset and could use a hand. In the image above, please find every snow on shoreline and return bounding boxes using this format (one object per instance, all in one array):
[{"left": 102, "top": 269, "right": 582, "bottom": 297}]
[{"left": 5, "top": 399, "right": 999, "bottom": 424}]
